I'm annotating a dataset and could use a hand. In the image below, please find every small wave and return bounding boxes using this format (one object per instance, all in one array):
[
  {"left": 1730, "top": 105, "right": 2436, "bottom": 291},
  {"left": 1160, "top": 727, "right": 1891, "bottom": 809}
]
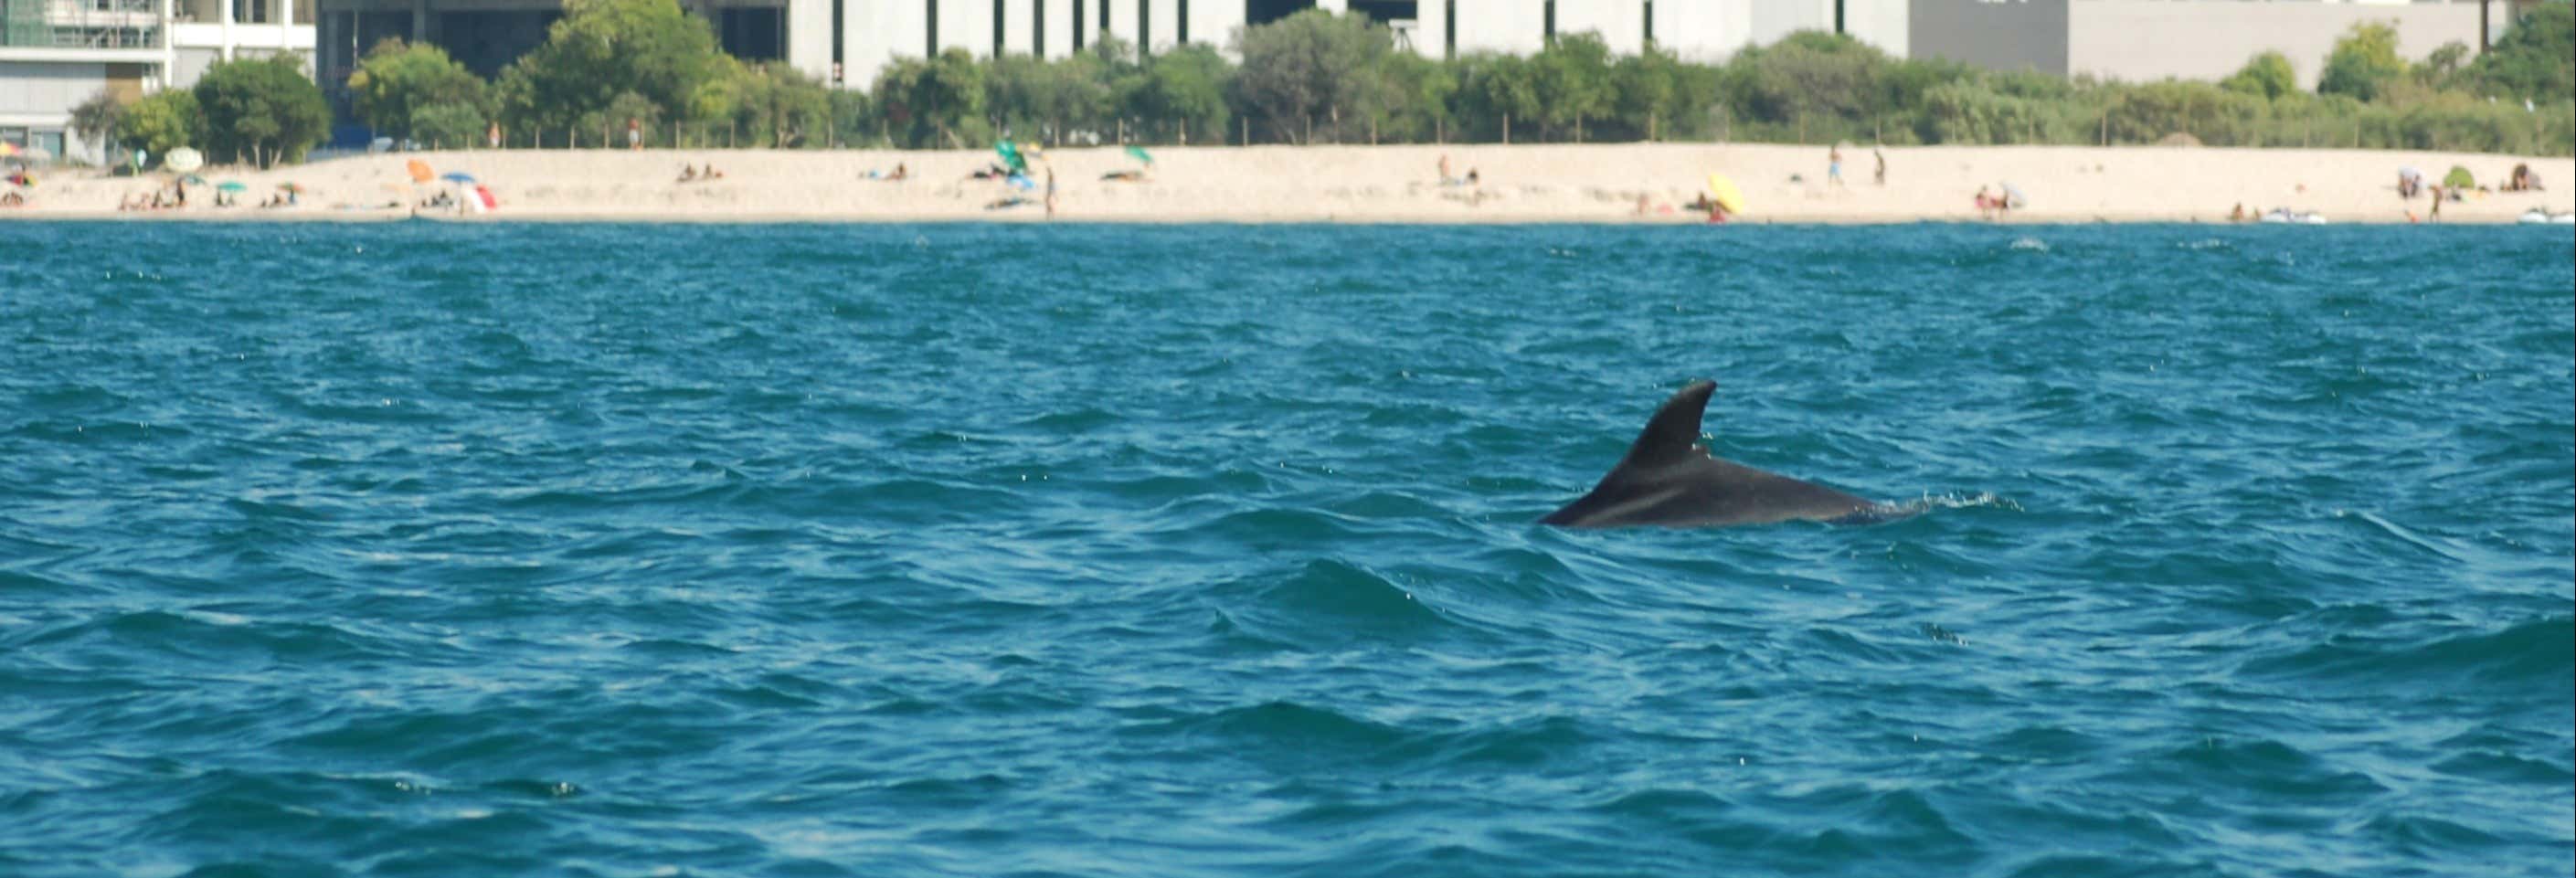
[{"left": 2009, "top": 237, "right": 2049, "bottom": 252}]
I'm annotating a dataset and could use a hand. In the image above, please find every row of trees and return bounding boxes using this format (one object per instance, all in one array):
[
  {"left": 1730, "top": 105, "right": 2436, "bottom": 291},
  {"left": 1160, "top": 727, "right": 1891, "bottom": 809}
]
[{"left": 68, "top": 0, "right": 2576, "bottom": 164}]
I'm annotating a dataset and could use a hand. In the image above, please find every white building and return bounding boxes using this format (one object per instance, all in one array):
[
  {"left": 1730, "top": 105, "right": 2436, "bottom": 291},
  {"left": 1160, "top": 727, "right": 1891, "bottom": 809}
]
[
  {"left": 2, "top": 0, "right": 313, "bottom": 163},
  {"left": 310, "top": 0, "right": 1888, "bottom": 98}
]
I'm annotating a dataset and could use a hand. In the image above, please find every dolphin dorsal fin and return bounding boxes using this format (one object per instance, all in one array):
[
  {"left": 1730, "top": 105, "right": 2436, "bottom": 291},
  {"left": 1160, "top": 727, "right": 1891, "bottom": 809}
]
[{"left": 1617, "top": 380, "right": 1717, "bottom": 471}]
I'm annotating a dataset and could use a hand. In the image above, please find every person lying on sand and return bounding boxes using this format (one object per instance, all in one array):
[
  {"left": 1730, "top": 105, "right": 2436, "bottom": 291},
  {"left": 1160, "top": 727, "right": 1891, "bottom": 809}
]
[
  {"left": 679, "top": 164, "right": 698, "bottom": 183},
  {"left": 1101, "top": 169, "right": 1146, "bottom": 183},
  {"left": 984, "top": 196, "right": 1032, "bottom": 210}
]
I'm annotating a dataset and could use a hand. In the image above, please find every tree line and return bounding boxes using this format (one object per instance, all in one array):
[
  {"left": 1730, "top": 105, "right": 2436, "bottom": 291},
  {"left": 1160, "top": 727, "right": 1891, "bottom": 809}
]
[{"left": 69, "top": 0, "right": 2576, "bottom": 164}]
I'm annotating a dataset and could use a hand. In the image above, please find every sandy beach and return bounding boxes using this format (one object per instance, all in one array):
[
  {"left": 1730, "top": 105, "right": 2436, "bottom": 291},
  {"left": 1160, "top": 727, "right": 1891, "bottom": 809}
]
[{"left": 6, "top": 143, "right": 2571, "bottom": 224}]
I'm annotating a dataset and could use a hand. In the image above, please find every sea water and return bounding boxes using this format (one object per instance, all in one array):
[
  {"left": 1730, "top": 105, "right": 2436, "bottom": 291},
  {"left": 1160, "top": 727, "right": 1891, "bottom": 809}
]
[{"left": 2, "top": 222, "right": 2569, "bottom": 877}]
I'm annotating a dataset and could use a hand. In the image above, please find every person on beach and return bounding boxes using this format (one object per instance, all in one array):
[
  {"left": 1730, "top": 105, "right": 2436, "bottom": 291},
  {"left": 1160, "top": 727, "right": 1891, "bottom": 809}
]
[
  {"left": 2230, "top": 203, "right": 2246, "bottom": 222},
  {"left": 679, "top": 164, "right": 697, "bottom": 183},
  {"left": 1829, "top": 146, "right": 1843, "bottom": 186},
  {"left": 1044, "top": 168, "right": 1057, "bottom": 218},
  {"left": 1873, "top": 149, "right": 1886, "bottom": 186},
  {"left": 1439, "top": 153, "right": 1454, "bottom": 185},
  {"left": 1974, "top": 185, "right": 1997, "bottom": 220},
  {"left": 889, "top": 163, "right": 907, "bottom": 181},
  {"left": 627, "top": 117, "right": 641, "bottom": 151},
  {"left": 1465, "top": 168, "right": 1480, "bottom": 186}
]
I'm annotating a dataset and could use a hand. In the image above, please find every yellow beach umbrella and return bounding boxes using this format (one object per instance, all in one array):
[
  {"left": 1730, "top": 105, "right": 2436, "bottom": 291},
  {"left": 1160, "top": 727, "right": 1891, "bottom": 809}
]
[{"left": 1707, "top": 173, "right": 1746, "bottom": 215}]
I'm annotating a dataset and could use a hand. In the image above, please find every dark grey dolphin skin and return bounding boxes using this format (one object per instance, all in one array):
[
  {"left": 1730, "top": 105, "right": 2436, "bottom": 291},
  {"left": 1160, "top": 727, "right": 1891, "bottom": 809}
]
[{"left": 1541, "top": 380, "right": 1889, "bottom": 528}]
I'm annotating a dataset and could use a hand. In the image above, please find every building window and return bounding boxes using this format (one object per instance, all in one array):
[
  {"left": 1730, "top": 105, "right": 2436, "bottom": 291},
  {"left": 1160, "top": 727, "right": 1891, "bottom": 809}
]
[
  {"left": 831, "top": 0, "right": 843, "bottom": 79},
  {"left": 1177, "top": 0, "right": 1186, "bottom": 44},
  {"left": 1542, "top": 0, "right": 1553, "bottom": 45},
  {"left": 1034, "top": 0, "right": 1044, "bottom": 56},
  {"left": 993, "top": 0, "right": 1003, "bottom": 57},
  {"left": 1075, "top": 0, "right": 1085, "bottom": 49},
  {"left": 1137, "top": 0, "right": 1148, "bottom": 55},
  {"left": 1444, "top": 0, "right": 1454, "bottom": 59},
  {"left": 1643, "top": 0, "right": 1653, "bottom": 47},
  {"left": 926, "top": 0, "right": 937, "bottom": 55}
]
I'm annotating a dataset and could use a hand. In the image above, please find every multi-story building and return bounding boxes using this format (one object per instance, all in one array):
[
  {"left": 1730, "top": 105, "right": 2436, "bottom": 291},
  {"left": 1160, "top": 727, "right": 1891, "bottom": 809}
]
[
  {"left": 307, "top": 0, "right": 1904, "bottom": 97},
  {"left": 2, "top": 0, "right": 313, "bottom": 162}
]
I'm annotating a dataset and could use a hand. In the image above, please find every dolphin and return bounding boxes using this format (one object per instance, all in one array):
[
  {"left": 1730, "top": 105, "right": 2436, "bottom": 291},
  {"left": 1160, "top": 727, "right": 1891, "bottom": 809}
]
[{"left": 1541, "top": 380, "right": 1896, "bottom": 528}]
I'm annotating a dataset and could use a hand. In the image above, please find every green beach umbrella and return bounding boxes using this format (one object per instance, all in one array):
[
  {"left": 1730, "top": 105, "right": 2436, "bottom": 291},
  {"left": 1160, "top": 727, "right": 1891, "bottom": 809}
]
[
  {"left": 180, "top": 174, "right": 208, "bottom": 185},
  {"left": 1125, "top": 144, "right": 1154, "bottom": 167},
  {"left": 2442, "top": 165, "right": 2475, "bottom": 189},
  {"left": 217, "top": 181, "right": 248, "bottom": 193},
  {"left": 995, "top": 140, "right": 1028, "bottom": 174}
]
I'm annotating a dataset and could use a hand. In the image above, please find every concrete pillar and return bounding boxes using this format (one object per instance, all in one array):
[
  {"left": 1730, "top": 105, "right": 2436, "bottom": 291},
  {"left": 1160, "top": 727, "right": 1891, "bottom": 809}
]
[{"left": 221, "top": 0, "right": 236, "bottom": 58}]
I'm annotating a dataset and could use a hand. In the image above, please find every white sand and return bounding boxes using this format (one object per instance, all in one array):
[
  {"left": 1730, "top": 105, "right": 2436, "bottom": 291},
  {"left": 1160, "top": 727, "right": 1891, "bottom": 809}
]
[{"left": 8, "top": 143, "right": 2571, "bottom": 224}]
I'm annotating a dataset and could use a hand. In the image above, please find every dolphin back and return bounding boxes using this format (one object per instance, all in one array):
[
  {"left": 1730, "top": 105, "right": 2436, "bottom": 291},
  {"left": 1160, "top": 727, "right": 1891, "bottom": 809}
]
[{"left": 1541, "top": 380, "right": 1877, "bottom": 529}]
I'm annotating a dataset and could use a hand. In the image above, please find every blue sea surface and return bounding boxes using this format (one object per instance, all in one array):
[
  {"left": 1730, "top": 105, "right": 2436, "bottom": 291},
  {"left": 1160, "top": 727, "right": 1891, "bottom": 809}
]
[{"left": 2, "top": 221, "right": 2570, "bottom": 877}]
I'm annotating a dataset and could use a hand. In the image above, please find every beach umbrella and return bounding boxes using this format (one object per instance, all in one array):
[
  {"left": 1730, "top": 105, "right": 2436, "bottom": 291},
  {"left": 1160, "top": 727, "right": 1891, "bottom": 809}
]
[
  {"left": 2442, "top": 165, "right": 2475, "bottom": 188},
  {"left": 2397, "top": 166, "right": 2422, "bottom": 183},
  {"left": 2001, "top": 182, "right": 2029, "bottom": 208},
  {"left": 1705, "top": 173, "right": 1747, "bottom": 215},
  {"left": 440, "top": 172, "right": 476, "bottom": 184},
  {"left": 1125, "top": 144, "right": 1154, "bottom": 167},
  {"left": 179, "top": 174, "right": 208, "bottom": 185},
  {"left": 164, "top": 147, "right": 203, "bottom": 174},
  {"left": 407, "top": 159, "right": 434, "bottom": 183},
  {"left": 217, "top": 181, "right": 248, "bottom": 193},
  {"left": 995, "top": 140, "right": 1028, "bottom": 174},
  {"left": 0, "top": 142, "right": 16, "bottom": 157}
]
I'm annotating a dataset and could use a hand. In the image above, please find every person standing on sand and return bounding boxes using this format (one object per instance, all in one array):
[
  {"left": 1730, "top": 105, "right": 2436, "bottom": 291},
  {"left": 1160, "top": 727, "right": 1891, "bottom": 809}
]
[
  {"left": 1829, "top": 146, "right": 1843, "bottom": 186},
  {"left": 627, "top": 117, "right": 641, "bottom": 151},
  {"left": 488, "top": 122, "right": 501, "bottom": 149},
  {"left": 1873, "top": 149, "right": 1885, "bottom": 186},
  {"left": 1044, "top": 168, "right": 1057, "bottom": 218}
]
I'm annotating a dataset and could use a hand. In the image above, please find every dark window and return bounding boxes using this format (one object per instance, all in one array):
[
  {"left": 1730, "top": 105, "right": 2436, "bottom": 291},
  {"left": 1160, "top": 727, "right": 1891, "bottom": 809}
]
[
  {"left": 1074, "top": 0, "right": 1085, "bottom": 49},
  {"left": 1642, "top": 0, "right": 1652, "bottom": 46},
  {"left": 1246, "top": 0, "right": 1311, "bottom": 26},
  {"left": 1443, "top": 0, "right": 1453, "bottom": 58},
  {"left": 1137, "top": 0, "right": 1147, "bottom": 54},
  {"left": 719, "top": 6, "right": 784, "bottom": 61},
  {"left": 926, "top": 0, "right": 937, "bottom": 55},
  {"left": 992, "top": 0, "right": 1003, "bottom": 56},
  {"left": 1176, "top": 0, "right": 1185, "bottom": 43},
  {"left": 1034, "top": 0, "right": 1044, "bottom": 56},
  {"left": 831, "top": 0, "right": 843, "bottom": 77},
  {"left": 1542, "top": 0, "right": 1553, "bottom": 44},
  {"left": 1348, "top": 1, "right": 1412, "bottom": 24}
]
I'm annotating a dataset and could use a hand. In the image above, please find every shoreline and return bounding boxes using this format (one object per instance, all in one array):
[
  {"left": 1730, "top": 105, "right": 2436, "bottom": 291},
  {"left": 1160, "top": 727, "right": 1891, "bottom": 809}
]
[{"left": 6, "top": 143, "right": 2570, "bottom": 225}]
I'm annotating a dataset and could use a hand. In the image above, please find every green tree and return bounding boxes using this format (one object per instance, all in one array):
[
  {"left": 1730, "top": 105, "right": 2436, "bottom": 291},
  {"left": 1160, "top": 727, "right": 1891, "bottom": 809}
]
[
  {"left": 1608, "top": 47, "right": 1682, "bottom": 140},
  {"left": 345, "top": 38, "right": 489, "bottom": 141},
  {"left": 2464, "top": 2, "right": 2573, "bottom": 104},
  {"left": 498, "top": 0, "right": 720, "bottom": 133},
  {"left": 1126, "top": 43, "right": 1233, "bottom": 143},
  {"left": 873, "top": 48, "right": 987, "bottom": 148},
  {"left": 2221, "top": 50, "right": 2297, "bottom": 100},
  {"left": 112, "top": 89, "right": 199, "bottom": 160},
  {"left": 2318, "top": 21, "right": 2404, "bottom": 101},
  {"left": 194, "top": 54, "right": 331, "bottom": 166},
  {"left": 1532, "top": 30, "right": 1614, "bottom": 140},
  {"left": 1230, "top": 9, "right": 1391, "bottom": 143},
  {"left": 70, "top": 88, "right": 125, "bottom": 159},
  {"left": 1452, "top": 52, "right": 1540, "bottom": 142},
  {"left": 409, "top": 102, "right": 485, "bottom": 147}
]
